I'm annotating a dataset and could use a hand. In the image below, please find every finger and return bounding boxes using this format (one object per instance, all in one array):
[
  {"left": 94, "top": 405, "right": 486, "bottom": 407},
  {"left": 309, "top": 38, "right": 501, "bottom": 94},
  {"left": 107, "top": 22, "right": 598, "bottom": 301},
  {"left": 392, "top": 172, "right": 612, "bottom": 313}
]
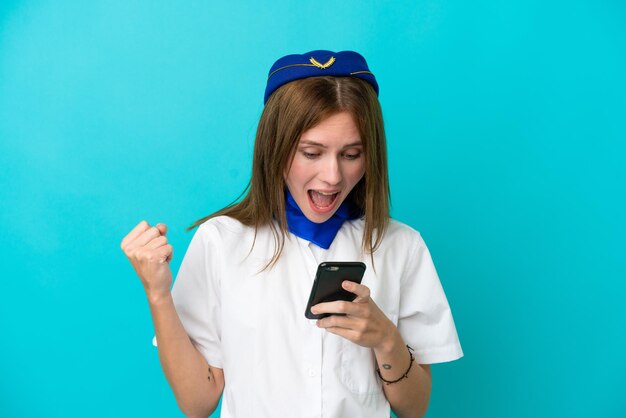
[
  {"left": 342, "top": 280, "right": 371, "bottom": 302},
  {"left": 121, "top": 220, "right": 150, "bottom": 249},
  {"left": 311, "top": 300, "right": 362, "bottom": 316},
  {"left": 157, "top": 244, "right": 173, "bottom": 263},
  {"left": 321, "top": 326, "right": 359, "bottom": 341},
  {"left": 156, "top": 223, "right": 167, "bottom": 236},
  {"left": 316, "top": 314, "right": 356, "bottom": 330},
  {"left": 128, "top": 226, "right": 162, "bottom": 250},
  {"left": 145, "top": 235, "right": 168, "bottom": 250}
]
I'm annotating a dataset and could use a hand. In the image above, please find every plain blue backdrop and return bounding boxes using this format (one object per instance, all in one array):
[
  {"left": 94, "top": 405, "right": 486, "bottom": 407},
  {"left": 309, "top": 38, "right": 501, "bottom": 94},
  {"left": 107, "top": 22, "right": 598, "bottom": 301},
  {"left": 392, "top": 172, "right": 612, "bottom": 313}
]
[{"left": 1, "top": 1, "right": 625, "bottom": 417}]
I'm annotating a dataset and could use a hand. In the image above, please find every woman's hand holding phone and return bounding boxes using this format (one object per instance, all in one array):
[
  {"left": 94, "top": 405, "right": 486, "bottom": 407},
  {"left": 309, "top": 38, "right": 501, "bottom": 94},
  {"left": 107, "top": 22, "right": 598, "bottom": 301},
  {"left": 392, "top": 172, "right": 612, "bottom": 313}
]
[
  {"left": 121, "top": 220, "right": 174, "bottom": 304},
  {"left": 311, "top": 280, "right": 399, "bottom": 352}
]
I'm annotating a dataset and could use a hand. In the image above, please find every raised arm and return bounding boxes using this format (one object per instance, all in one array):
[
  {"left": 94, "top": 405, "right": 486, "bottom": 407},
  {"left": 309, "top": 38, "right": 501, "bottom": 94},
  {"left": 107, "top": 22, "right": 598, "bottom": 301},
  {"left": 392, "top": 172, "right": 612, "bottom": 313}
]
[{"left": 121, "top": 220, "right": 224, "bottom": 417}]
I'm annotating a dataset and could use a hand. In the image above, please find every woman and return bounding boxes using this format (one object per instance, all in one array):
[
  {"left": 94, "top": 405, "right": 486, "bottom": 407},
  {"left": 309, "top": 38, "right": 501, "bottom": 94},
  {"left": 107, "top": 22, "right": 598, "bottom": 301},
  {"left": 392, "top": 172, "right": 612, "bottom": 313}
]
[{"left": 121, "top": 50, "right": 463, "bottom": 418}]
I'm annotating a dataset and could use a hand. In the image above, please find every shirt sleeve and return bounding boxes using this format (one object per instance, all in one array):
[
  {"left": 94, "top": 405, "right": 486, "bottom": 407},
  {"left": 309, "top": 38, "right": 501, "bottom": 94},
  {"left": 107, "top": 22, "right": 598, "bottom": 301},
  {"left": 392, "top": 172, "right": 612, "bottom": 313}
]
[
  {"left": 152, "top": 222, "right": 223, "bottom": 368},
  {"left": 397, "top": 233, "right": 464, "bottom": 364}
]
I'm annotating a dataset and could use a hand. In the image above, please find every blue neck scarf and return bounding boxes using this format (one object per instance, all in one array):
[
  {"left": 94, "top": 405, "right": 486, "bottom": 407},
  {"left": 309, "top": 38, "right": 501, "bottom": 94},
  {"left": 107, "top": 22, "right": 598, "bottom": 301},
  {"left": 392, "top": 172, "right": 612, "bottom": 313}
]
[{"left": 284, "top": 189, "right": 362, "bottom": 249}]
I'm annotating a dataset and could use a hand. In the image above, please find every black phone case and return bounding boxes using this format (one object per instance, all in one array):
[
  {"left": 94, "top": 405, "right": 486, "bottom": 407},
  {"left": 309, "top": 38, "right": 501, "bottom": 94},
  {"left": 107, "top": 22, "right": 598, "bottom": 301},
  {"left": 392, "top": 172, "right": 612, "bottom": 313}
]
[{"left": 304, "top": 261, "right": 366, "bottom": 319}]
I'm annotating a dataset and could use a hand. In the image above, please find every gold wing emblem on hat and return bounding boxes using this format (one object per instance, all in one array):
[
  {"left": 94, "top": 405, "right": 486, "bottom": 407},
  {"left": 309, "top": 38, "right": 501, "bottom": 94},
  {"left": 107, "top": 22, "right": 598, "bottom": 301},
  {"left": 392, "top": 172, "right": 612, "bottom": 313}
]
[{"left": 309, "top": 56, "right": 336, "bottom": 69}]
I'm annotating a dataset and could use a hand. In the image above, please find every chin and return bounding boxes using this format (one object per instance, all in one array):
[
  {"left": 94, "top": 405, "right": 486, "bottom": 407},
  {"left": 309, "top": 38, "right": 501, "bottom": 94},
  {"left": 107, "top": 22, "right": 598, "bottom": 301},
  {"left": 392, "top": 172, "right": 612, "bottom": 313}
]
[{"left": 303, "top": 210, "right": 334, "bottom": 224}]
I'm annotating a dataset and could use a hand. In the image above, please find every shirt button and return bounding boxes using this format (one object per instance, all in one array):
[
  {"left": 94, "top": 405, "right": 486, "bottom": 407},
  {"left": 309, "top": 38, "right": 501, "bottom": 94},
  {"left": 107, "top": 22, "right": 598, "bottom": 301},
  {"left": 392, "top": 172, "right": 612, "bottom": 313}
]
[{"left": 308, "top": 369, "right": 316, "bottom": 377}]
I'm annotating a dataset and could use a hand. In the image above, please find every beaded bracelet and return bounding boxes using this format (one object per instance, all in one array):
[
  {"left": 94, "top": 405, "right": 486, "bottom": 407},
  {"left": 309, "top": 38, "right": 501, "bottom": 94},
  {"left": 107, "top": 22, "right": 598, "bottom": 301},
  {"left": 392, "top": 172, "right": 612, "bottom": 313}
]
[{"left": 376, "top": 345, "right": 415, "bottom": 385}]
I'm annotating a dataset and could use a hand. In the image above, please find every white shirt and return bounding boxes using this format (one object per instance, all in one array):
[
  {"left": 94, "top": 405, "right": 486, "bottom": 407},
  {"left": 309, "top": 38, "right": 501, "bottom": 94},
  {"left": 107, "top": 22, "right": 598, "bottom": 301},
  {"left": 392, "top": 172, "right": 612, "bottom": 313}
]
[{"left": 153, "top": 216, "right": 463, "bottom": 417}]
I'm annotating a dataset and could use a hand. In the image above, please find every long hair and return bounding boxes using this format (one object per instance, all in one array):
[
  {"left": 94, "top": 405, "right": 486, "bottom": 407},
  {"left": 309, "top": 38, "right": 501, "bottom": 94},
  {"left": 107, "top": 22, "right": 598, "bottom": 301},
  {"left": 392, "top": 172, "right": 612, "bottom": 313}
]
[{"left": 187, "top": 76, "right": 390, "bottom": 268}]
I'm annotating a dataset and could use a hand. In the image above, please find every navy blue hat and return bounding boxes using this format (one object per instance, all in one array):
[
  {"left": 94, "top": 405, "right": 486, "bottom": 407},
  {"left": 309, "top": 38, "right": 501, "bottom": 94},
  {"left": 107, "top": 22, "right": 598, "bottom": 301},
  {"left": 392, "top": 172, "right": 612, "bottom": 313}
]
[{"left": 264, "top": 50, "right": 379, "bottom": 104}]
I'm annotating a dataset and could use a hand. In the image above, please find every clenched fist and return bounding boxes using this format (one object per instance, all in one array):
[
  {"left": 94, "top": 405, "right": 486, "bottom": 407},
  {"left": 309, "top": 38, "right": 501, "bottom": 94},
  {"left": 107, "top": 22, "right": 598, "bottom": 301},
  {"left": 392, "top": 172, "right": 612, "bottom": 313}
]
[{"left": 121, "top": 220, "right": 174, "bottom": 302}]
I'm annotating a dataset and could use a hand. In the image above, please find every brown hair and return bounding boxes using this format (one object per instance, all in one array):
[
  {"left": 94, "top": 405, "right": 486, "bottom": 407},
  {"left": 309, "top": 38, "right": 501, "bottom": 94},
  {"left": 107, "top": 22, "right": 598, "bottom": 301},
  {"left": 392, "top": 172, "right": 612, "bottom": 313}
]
[{"left": 186, "top": 76, "right": 390, "bottom": 268}]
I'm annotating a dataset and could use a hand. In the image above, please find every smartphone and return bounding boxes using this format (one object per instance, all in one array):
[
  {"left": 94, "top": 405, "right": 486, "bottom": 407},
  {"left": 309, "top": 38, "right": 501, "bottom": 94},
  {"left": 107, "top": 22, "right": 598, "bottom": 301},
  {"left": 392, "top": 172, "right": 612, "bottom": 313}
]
[{"left": 304, "top": 261, "right": 366, "bottom": 320}]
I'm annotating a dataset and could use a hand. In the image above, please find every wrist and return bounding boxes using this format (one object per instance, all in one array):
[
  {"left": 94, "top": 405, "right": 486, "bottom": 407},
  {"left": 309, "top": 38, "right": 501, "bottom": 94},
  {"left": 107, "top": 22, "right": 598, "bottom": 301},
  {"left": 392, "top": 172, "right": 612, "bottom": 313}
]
[
  {"left": 374, "top": 326, "right": 403, "bottom": 356},
  {"left": 146, "top": 291, "right": 173, "bottom": 307},
  {"left": 376, "top": 344, "right": 416, "bottom": 386}
]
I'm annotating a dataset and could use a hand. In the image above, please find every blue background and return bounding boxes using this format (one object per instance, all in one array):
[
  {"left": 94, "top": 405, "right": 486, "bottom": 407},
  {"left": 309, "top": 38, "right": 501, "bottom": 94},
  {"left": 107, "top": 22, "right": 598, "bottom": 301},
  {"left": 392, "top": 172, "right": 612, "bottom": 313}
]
[{"left": 1, "top": 1, "right": 624, "bottom": 417}]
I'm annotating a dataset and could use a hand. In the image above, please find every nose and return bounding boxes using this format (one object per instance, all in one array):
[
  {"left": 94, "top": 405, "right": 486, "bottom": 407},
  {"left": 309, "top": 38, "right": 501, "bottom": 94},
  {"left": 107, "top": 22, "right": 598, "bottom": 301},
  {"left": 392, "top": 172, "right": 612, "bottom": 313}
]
[{"left": 319, "top": 155, "right": 343, "bottom": 186}]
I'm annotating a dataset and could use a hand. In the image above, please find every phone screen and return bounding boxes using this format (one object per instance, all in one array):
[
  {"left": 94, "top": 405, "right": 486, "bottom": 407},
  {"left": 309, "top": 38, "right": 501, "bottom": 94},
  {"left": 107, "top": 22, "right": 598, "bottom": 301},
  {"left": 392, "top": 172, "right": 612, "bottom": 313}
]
[{"left": 304, "top": 262, "right": 366, "bottom": 319}]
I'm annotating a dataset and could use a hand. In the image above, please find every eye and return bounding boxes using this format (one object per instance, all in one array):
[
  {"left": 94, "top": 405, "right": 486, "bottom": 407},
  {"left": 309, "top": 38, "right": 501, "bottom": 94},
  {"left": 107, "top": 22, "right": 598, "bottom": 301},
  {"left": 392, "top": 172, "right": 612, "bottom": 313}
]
[
  {"left": 302, "top": 151, "right": 320, "bottom": 159},
  {"left": 343, "top": 152, "right": 362, "bottom": 160}
]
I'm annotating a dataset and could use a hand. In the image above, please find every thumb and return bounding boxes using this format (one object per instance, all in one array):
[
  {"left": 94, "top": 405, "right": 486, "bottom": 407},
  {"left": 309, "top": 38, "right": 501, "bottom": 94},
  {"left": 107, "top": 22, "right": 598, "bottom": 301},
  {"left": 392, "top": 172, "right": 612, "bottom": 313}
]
[{"left": 156, "top": 223, "right": 168, "bottom": 236}]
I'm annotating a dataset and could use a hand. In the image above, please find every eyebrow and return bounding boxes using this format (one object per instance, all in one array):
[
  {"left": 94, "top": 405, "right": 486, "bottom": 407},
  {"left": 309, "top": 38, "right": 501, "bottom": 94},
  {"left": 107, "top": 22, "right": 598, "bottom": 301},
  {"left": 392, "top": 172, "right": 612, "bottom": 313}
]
[{"left": 299, "top": 140, "right": 363, "bottom": 148}]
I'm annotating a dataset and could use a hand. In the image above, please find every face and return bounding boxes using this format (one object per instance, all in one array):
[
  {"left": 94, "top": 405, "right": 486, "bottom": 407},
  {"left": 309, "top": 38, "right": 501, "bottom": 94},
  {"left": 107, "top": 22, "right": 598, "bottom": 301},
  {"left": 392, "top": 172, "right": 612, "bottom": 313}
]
[{"left": 285, "top": 111, "right": 366, "bottom": 223}]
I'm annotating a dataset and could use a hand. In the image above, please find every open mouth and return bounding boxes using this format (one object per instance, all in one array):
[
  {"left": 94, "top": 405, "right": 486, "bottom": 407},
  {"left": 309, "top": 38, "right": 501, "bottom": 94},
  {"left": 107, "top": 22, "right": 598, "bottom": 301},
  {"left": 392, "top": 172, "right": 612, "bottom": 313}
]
[{"left": 308, "top": 190, "right": 340, "bottom": 210}]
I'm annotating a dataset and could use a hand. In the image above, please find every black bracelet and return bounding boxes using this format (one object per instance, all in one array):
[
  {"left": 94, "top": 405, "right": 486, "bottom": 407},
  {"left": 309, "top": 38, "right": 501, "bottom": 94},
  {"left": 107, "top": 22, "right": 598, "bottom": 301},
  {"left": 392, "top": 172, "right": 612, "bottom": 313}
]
[{"left": 376, "top": 345, "right": 415, "bottom": 385}]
